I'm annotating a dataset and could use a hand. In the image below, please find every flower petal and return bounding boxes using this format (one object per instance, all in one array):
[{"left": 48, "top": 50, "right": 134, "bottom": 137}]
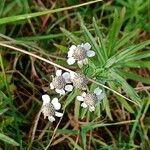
[
  {"left": 80, "top": 43, "right": 84, "bottom": 47},
  {"left": 81, "top": 102, "right": 88, "bottom": 108},
  {"left": 97, "top": 92, "right": 105, "bottom": 100},
  {"left": 70, "top": 72, "right": 76, "bottom": 79},
  {"left": 67, "top": 57, "right": 76, "bottom": 65},
  {"left": 82, "top": 92, "right": 87, "bottom": 97},
  {"left": 56, "top": 69, "right": 62, "bottom": 76},
  {"left": 50, "top": 82, "right": 54, "bottom": 89},
  {"left": 89, "top": 106, "right": 95, "bottom": 112},
  {"left": 56, "top": 89, "right": 65, "bottom": 95},
  {"left": 55, "top": 111, "right": 63, "bottom": 117},
  {"left": 62, "top": 72, "right": 71, "bottom": 83},
  {"left": 65, "top": 84, "right": 73, "bottom": 92},
  {"left": 94, "top": 87, "right": 102, "bottom": 96},
  {"left": 69, "top": 45, "right": 76, "bottom": 51},
  {"left": 77, "top": 60, "right": 83, "bottom": 68},
  {"left": 77, "top": 96, "right": 84, "bottom": 101},
  {"left": 48, "top": 116, "right": 55, "bottom": 122},
  {"left": 84, "top": 42, "right": 91, "bottom": 50},
  {"left": 83, "top": 58, "right": 88, "bottom": 65},
  {"left": 42, "top": 94, "right": 50, "bottom": 104},
  {"left": 68, "top": 47, "right": 75, "bottom": 57},
  {"left": 51, "top": 98, "right": 61, "bottom": 110},
  {"left": 86, "top": 50, "right": 95, "bottom": 57}
]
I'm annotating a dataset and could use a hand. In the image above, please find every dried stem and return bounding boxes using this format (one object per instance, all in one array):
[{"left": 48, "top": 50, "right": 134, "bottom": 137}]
[
  {"left": 31, "top": 108, "right": 42, "bottom": 141},
  {"left": 0, "top": 42, "right": 140, "bottom": 106},
  {"left": 45, "top": 111, "right": 64, "bottom": 150}
]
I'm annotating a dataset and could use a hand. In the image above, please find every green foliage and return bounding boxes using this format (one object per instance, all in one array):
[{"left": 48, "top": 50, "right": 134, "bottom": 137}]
[
  {"left": 0, "top": 133, "right": 20, "bottom": 146},
  {"left": 0, "top": 0, "right": 149, "bottom": 149}
]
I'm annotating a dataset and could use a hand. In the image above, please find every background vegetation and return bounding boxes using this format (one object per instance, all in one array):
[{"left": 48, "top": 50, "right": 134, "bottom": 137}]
[{"left": 0, "top": 0, "right": 150, "bottom": 149}]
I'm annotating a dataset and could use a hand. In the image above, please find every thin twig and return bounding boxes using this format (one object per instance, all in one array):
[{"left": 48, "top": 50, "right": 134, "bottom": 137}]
[
  {"left": 31, "top": 107, "right": 42, "bottom": 141},
  {"left": 0, "top": 43, "right": 140, "bottom": 106},
  {"left": 45, "top": 111, "right": 65, "bottom": 150}
]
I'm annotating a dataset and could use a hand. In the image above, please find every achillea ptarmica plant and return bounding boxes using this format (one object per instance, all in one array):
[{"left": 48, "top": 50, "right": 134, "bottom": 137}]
[
  {"left": 67, "top": 43, "right": 95, "bottom": 68},
  {"left": 77, "top": 87, "right": 103, "bottom": 112},
  {"left": 42, "top": 94, "right": 63, "bottom": 122},
  {"left": 50, "top": 69, "right": 73, "bottom": 95},
  {"left": 70, "top": 72, "right": 88, "bottom": 90}
]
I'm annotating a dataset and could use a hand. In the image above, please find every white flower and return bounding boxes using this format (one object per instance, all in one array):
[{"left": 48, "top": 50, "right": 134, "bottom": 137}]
[
  {"left": 41, "top": 94, "right": 63, "bottom": 122},
  {"left": 77, "top": 87, "right": 103, "bottom": 112},
  {"left": 50, "top": 70, "right": 73, "bottom": 95},
  {"left": 67, "top": 43, "right": 95, "bottom": 68},
  {"left": 70, "top": 72, "right": 88, "bottom": 90}
]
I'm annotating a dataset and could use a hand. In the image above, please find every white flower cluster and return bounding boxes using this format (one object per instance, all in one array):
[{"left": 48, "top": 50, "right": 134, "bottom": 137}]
[
  {"left": 41, "top": 43, "right": 104, "bottom": 122},
  {"left": 67, "top": 43, "right": 95, "bottom": 68},
  {"left": 77, "top": 87, "right": 103, "bottom": 112},
  {"left": 42, "top": 94, "right": 63, "bottom": 122}
]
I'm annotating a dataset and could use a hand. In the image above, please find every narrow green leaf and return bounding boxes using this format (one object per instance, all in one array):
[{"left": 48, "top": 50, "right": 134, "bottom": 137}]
[
  {"left": 79, "top": 14, "right": 104, "bottom": 64},
  {"left": 109, "top": 83, "right": 134, "bottom": 113},
  {"left": 107, "top": 8, "right": 125, "bottom": 56},
  {"left": 105, "top": 40, "right": 150, "bottom": 68},
  {"left": 63, "top": 90, "right": 78, "bottom": 109},
  {"left": 0, "top": 133, "right": 20, "bottom": 146},
  {"left": 80, "top": 108, "right": 87, "bottom": 119},
  {"left": 124, "top": 50, "right": 150, "bottom": 62},
  {"left": 93, "top": 17, "right": 107, "bottom": 60},
  {"left": 119, "top": 71, "right": 150, "bottom": 84},
  {"left": 103, "top": 97, "right": 113, "bottom": 120},
  {"left": 0, "top": 0, "right": 102, "bottom": 25},
  {"left": 67, "top": 136, "right": 83, "bottom": 150},
  {"left": 0, "top": 108, "right": 9, "bottom": 115},
  {"left": 74, "top": 100, "right": 80, "bottom": 120},
  {"left": 60, "top": 27, "right": 81, "bottom": 44},
  {"left": 109, "top": 70, "right": 141, "bottom": 103},
  {"left": 54, "top": 43, "right": 68, "bottom": 53},
  {"left": 117, "top": 40, "right": 150, "bottom": 62},
  {"left": 114, "top": 30, "right": 138, "bottom": 50},
  {"left": 125, "top": 61, "right": 150, "bottom": 68},
  {"left": 81, "top": 124, "right": 92, "bottom": 149},
  {"left": 57, "top": 129, "right": 79, "bottom": 135}
]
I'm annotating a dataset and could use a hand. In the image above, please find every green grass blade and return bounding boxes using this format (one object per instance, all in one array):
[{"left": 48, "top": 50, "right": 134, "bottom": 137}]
[
  {"left": 125, "top": 61, "right": 150, "bottom": 68},
  {"left": 107, "top": 8, "right": 125, "bottom": 56},
  {"left": 119, "top": 71, "right": 150, "bottom": 84},
  {"left": 0, "top": 133, "right": 20, "bottom": 146},
  {"left": 114, "top": 30, "right": 138, "bottom": 50},
  {"left": 109, "top": 70, "right": 141, "bottom": 103},
  {"left": 105, "top": 40, "right": 150, "bottom": 68},
  {"left": 103, "top": 96, "right": 113, "bottom": 120},
  {"left": 60, "top": 27, "right": 81, "bottom": 44},
  {"left": 0, "top": 0, "right": 102, "bottom": 25},
  {"left": 123, "top": 50, "right": 150, "bottom": 62},
  {"left": 109, "top": 83, "right": 134, "bottom": 113},
  {"left": 63, "top": 90, "right": 78, "bottom": 109},
  {"left": 93, "top": 17, "right": 107, "bottom": 60},
  {"left": 79, "top": 14, "right": 105, "bottom": 64}
]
